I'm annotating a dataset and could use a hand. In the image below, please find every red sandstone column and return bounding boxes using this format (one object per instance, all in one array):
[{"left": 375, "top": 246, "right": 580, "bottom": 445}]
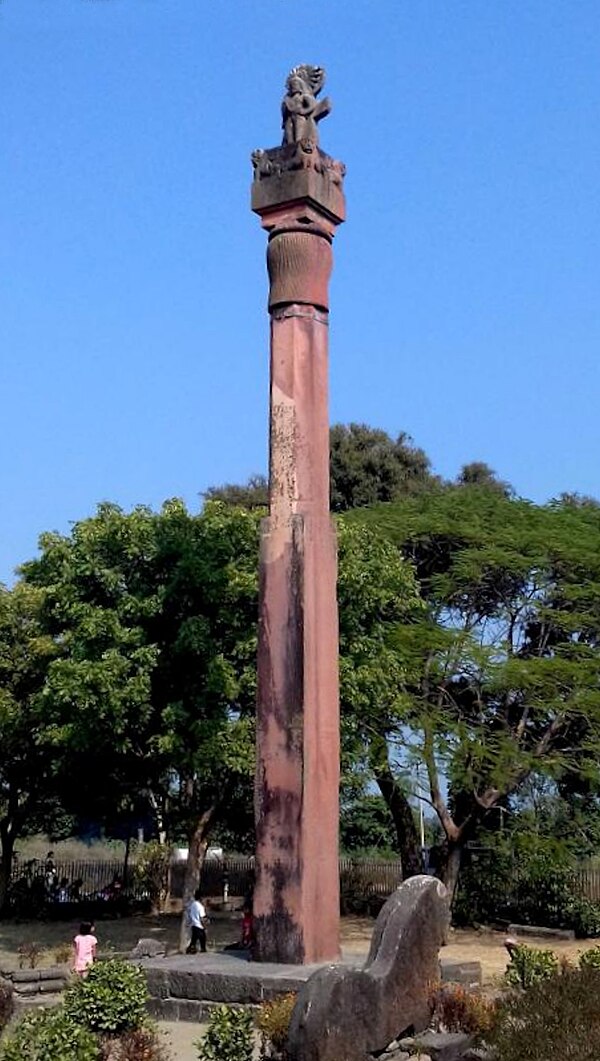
[{"left": 251, "top": 141, "right": 346, "bottom": 964}]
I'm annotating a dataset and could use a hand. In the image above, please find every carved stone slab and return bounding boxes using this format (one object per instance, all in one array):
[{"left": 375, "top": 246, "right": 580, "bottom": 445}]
[
  {"left": 251, "top": 142, "right": 345, "bottom": 224},
  {"left": 286, "top": 876, "right": 450, "bottom": 1061}
]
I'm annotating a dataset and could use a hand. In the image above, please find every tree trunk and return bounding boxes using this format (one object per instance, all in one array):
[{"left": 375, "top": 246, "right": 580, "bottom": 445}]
[
  {"left": 375, "top": 767, "right": 424, "bottom": 878},
  {"left": 148, "top": 790, "right": 168, "bottom": 846},
  {"left": 122, "top": 831, "right": 132, "bottom": 893},
  {"left": 178, "top": 805, "right": 218, "bottom": 952},
  {"left": 0, "top": 822, "right": 15, "bottom": 917},
  {"left": 442, "top": 840, "right": 464, "bottom": 906}
]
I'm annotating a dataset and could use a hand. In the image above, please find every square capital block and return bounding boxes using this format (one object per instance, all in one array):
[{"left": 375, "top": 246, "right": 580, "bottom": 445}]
[{"left": 251, "top": 142, "right": 346, "bottom": 228}]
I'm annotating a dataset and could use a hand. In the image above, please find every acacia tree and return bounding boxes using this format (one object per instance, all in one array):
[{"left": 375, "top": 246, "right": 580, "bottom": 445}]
[
  {"left": 336, "top": 520, "right": 424, "bottom": 875},
  {"left": 353, "top": 487, "right": 600, "bottom": 898}
]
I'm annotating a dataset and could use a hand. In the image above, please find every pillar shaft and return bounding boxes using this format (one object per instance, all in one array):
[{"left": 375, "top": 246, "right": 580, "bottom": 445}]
[{"left": 251, "top": 143, "right": 345, "bottom": 964}]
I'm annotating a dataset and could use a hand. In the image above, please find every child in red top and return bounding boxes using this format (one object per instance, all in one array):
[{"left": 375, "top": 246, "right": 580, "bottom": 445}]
[
  {"left": 73, "top": 921, "right": 97, "bottom": 975},
  {"left": 241, "top": 906, "right": 254, "bottom": 949}
]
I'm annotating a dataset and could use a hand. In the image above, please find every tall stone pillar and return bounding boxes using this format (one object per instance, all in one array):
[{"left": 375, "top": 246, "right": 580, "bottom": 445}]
[{"left": 251, "top": 67, "right": 345, "bottom": 965}]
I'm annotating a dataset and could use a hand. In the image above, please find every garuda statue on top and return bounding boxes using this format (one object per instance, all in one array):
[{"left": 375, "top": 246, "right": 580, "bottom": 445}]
[{"left": 281, "top": 65, "right": 331, "bottom": 147}]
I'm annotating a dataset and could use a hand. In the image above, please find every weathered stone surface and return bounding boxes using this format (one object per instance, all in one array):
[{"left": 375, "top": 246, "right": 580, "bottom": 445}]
[
  {"left": 440, "top": 959, "right": 483, "bottom": 989},
  {"left": 39, "top": 965, "right": 69, "bottom": 981},
  {"left": 129, "top": 938, "right": 167, "bottom": 959},
  {"left": 252, "top": 79, "right": 345, "bottom": 966},
  {"left": 507, "top": 922, "right": 575, "bottom": 941},
  {"left": 286, "top": 876, "right": 449, "bottom": 1061},
  {"left": 251, "top": 151, "right": 345, "bottom": 226},
  {"left": 141, "top": 950, "right": 330, "bottom": 1014},
  {"left": 7, "top": 969, "right": 42, "bottom": 983},
  {"left": 404, "top": 1031, "right": 474, "bottom": 1061},
  {"left": 376, "top": 1049, "right": 411, "bottom": 1061},
  {"left": 12, "top": 981, "right": 42, "bottom": 995},
  {"left": 38, "top": 978, "right": 67, "bottom": 994},
  {"left": 281, "top": 65, "right": 330, "bottom": 146}
]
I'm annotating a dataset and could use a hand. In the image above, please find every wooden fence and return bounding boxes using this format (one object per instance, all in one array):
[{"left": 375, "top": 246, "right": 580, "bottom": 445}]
[
  {"left": 576, "top": 861, "right": 600, "bottom": 902},
  {"left": 169, "top": 856, "right": 403, "bottom": 900},
  {"left": 10, "top": 854, "right": 600, "bottom": 906}
]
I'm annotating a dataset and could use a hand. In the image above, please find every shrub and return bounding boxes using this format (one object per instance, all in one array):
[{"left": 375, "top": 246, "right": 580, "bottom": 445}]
[
  {"left": 134, "top": 843, "right": 171, "bottom": 914},
  {"left": 17, "top": 940, "right": 44, "bottom": 968},
  {"left": 490, "top": 965, "right": 600, "bottom": 1061},
  {"left": 257, "top": 993, "right": 297, "bottom": 1058},
  {"left": 64, "top": 959, "right": 148, "bottom": 1035},
  {"left": 429, "top": 982, "right": 497, "bottom": 1039},
  {"left": 504, "top": 944, "right": 558, "bottom": 989},
  {"left": 455, "top": 832, "right": 592, "bottom": 932},
  {"left": 579, "top": 945, "right": 600, "bottom": 969},
  {"left": 54, "top": 942, "right": 73, "bottom": 965},
  {"left": 569, "top": 896, "right": 600, "bottom": 938},
  {"left": 0, "top": 1008, "right": 100, "bottom": 1061},
  {"left": 103, "top": 1026, "right": 171, "bottom": 1061},
  {"left": 196, "top": 1004, "right": 254, "bottom": 1061},
  {"left": 0, "top": 979, "right": 14, "bottom": 1033}
]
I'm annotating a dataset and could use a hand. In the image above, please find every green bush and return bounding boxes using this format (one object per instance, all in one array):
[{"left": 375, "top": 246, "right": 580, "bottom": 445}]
[
  {"left": 504, "top": 944, "right": 559, "bottom": 989},
  {"left": 456, "top": 833, "right": 600, "bottom": 935},
  {"left": 0, "top": 1008, "right": 100, "bottom": 1061},
  {"left": 490, "top": 966, "right": 600, "bottom": 1061},
  {"left": 64, "top": 959, "right": 148, "bottom": 1035},
  {"left": 569, "top": 896, "right": 600, "bottom": 938},
  {"left": 579, "top": 945, "right": 600, "bottom": 969},
  {"left": 196, "top": 1005, "right": 254, "bottom": 1061}
]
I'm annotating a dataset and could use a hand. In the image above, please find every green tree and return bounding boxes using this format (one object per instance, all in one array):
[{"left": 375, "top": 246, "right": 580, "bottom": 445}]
[
  {"left": 456, "top": 461, "right": 513, "bottom": 496},
  {"left": 330, "top": 423, "right": 436, "bottom": 511},
  {"left": 0, "top": 583, "right": 58, "bottom": 911},
  {"left": 205, "top": 423, "right": 437, "bottom": 513},
  {"left": 22, "top": 501, "right": 260, "bottom": 947},
  {"left": 352, "top": 486, "right": 600, "bottom": 897},
  {"left": 340, "top": 794, "right": 398, "bottom": 855},
  {"left": 336, "top": 519, "right": 424, "bottom": 874},
  {"left": 203, "top": 475, "right": 268, "bottom": 509}
]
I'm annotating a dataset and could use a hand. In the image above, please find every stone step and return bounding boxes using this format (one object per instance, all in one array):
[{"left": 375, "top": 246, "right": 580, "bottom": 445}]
[
  {"left": 12, "top": 977, "right": 67, "bottom": 996},
  {"left": 13, "top": 992, "right": 63, "bottom": 1014},
  {"left": 148, "top": 996, "right": 260, "bottom": 1023}
]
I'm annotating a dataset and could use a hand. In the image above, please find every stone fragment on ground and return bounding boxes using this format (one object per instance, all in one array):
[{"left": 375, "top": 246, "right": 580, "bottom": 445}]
[
  {"left": 399, "top": 1031, "right": 473, "bottom": 1061},
  {"left": 507, "top": 922, "right": 575, "bottom": 941},
  {"left": 129, "top": 937, "right": 167, "bottom": 959}
]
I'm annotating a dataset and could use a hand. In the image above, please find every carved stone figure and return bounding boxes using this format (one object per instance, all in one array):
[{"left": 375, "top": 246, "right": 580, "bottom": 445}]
[
  {"left": 286, "top": 876, "right": 450, "bottom": 1061},
  {"left": 281, "top": 65, "right": 331, "bottom": 146}
]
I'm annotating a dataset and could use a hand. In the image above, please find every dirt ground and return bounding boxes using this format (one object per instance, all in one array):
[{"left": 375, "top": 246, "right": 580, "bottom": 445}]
[
  {"left": 2, "top": 913, "right": 599, "bottom": 1060},
  {"left": 2, "top": 910, "right": 599, "bottom": 981}
]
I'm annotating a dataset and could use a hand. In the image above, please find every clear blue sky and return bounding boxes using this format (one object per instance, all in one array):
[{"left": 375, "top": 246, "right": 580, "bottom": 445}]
[{"left": 2, "top": 1, "right": 600, "bottom": 583}]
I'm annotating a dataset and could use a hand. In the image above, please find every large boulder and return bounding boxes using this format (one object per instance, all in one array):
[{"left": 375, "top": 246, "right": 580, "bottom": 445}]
[{"left": 286, "top": 876, "right": 449, "bottom": 1061}]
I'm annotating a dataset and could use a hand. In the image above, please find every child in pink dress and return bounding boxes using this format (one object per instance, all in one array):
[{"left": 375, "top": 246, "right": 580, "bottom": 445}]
[{"left": 73, "top": 921, "right": 97, "bottom": 975}]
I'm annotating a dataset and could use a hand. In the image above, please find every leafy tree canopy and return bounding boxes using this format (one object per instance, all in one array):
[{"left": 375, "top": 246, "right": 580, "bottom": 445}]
[
  {"left": 350, "top": 486, "right": 600, "bottom": 893},
  {"left": 205, "top": 423, "right": 438, "bottom": 513}
]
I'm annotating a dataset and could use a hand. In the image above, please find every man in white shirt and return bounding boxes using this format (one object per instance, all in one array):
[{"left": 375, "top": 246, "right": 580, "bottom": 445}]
[{"left": 185, "top": 889, "right": 207, "bottom": 954}]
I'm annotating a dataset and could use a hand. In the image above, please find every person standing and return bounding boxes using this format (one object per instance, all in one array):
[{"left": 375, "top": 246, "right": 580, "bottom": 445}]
[
  {"left": 185, "top": 889, "right": 207, "bottom": 954},
  {"left": 73, "top": 921, "right": 97, "bottom": 976}
]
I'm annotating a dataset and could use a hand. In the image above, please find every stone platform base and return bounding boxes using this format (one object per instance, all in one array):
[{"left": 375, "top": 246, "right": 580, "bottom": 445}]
[
  {"left": 142, "top": 949, "right": 355, "bottom": 1022},
  {"left": 141, "top": 949, "right": 483, "bottom": 1023}
]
